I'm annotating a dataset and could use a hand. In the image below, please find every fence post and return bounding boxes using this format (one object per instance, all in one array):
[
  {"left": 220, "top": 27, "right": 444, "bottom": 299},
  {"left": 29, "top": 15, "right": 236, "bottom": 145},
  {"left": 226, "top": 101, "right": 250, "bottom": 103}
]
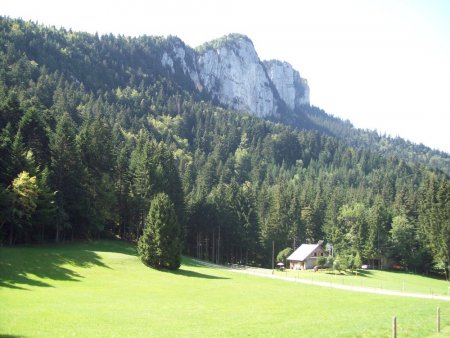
[
  {"left": 392, "top": 316, "right": 396, "bottom": 338},
  {"left": 437, "top": 307, "right": 440, "bottom": 333}
]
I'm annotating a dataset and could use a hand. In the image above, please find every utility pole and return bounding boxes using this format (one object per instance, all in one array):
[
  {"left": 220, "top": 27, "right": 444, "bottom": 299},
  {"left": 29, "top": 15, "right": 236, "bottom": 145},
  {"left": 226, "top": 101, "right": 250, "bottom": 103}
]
[
  {"left": 212, "top": 230, "right": 215, "bottom": 263},
  {"left": 272, "top": 240, "right": 275, "bottom": 272},
  {"left": 377, "top": 229, "right": 380, "bottom": 269},
  {"left": 217, "top": 225, "right": 221, "bottom": 264}
]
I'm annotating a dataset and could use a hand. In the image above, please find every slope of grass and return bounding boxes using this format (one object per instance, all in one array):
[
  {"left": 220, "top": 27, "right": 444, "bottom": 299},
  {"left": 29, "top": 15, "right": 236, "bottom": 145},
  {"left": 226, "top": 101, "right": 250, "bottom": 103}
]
[
  {"left": 1, "top": 240, "right": 449, "bottom": 337},
  {"left": 269, "top": 267, "right": 450, "bottom": 296}
]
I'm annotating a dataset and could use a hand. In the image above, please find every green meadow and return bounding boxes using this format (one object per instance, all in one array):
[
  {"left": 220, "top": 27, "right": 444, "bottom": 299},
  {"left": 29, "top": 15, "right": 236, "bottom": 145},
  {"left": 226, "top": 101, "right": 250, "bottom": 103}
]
[
  {"left": 1, "top": 240, "right": 449, "bottom": 337},
  {"left": 270, "top": 267, "right": 450, "bottom": 297}
]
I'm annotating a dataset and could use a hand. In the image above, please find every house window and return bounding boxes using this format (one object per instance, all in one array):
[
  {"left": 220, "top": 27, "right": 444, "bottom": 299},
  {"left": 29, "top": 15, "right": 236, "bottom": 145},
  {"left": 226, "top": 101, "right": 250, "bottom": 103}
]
[
  {"left": 321, "top": 253, "right": 324, "bottom": 256},
  {"left": 313, "top": 252, "right": 317, "bottom": 256}
]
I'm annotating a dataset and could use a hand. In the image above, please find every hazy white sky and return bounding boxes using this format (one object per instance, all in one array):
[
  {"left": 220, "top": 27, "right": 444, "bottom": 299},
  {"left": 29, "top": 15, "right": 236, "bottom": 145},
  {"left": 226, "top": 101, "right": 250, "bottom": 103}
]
[{"left": 2, "top": 0, "right": 450, "bottom": 153}]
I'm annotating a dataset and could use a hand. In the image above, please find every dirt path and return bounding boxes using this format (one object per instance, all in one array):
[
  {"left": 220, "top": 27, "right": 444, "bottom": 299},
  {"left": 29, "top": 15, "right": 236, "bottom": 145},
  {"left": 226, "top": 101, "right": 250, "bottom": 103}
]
[{"left": 193, "top": 259, "right": 450, "bottom": 301}]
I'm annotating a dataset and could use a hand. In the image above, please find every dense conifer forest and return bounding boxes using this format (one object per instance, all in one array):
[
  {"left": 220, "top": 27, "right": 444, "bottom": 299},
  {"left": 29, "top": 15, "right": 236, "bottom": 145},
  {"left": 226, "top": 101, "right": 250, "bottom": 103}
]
[{"left": 0, "top": 17, "right": 449, "bottom": 277}]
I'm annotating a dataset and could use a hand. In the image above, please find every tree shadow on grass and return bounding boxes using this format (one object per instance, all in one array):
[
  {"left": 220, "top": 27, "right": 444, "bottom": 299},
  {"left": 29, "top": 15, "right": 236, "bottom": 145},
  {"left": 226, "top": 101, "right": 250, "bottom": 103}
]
[
  {"left": 172, "top": 268, "right": 229, "bottom": 280},
  {"left": 0, "top": 241, "right": 121, "bottom": 290},
  {"left": 323, "top": 269, "right": 374, "bottom": 278},
  {"left": 355, "top": 270, "right": 374, "bottom": 277},
  {"left": 181, "top": 257, "right": 210, "bottom": 268},
  {"left": 155, "top": 257, "right": 228, "bottom": 279},
  {"left": 79, "top": 240, "right": 138, "bottom": 256}
]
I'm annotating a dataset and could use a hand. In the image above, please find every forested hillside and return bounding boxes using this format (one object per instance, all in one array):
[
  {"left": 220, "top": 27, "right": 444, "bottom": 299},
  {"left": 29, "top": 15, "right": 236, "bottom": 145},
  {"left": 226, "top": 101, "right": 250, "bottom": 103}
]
[
  {"left": 298, "top": 105, "right": 450, "bottom": 176},
  {"left": 0, "top": 17, "right": 449, "bottom": 277}
]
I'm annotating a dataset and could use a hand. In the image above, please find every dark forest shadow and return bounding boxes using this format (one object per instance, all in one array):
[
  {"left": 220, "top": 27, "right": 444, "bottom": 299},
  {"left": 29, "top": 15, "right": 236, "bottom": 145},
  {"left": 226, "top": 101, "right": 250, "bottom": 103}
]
[{"left": 0, "top": 240, "right": 135, "bottom": 290}]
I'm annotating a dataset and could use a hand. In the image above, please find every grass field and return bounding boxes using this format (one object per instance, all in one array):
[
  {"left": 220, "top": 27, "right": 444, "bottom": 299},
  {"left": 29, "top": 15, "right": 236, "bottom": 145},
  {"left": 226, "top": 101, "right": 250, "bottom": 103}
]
[
  {"left": 1, "top": 240, "right": 449, "bottom": 337},
  {"left": 269, "top": 267, "right": 450, "bottom": 296}
]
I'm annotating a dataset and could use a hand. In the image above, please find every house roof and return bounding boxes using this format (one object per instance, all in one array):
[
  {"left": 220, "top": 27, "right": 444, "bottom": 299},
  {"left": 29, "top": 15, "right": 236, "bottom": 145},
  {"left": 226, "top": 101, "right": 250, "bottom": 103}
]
[{"left": 287, "top": 244, "right": 321, "bottom": 261}]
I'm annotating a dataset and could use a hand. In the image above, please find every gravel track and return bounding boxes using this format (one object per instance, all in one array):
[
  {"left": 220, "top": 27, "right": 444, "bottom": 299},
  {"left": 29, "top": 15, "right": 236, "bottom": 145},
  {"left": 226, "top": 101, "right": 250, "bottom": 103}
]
[{"left": 193, "top": 259, "right": 450, "bottom": 301}]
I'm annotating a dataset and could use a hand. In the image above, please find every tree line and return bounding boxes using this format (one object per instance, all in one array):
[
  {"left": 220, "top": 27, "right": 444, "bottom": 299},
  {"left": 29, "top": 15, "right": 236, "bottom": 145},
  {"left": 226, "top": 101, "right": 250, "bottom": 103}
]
[{"left": 0, "top": 17, "right": 449, "bottom": 277}]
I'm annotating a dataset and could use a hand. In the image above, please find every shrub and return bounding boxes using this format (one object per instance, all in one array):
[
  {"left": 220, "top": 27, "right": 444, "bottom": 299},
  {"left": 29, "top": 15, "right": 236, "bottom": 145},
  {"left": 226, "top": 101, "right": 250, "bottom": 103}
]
[
  {"left": 317, "top": 256, "right": 327, "bottom": 267},
  {"left": 276, "top": 247, "right": 293, "bottom": 266},
  {"left": 326, "top": 256, "right": 334, "bottom": 268}
]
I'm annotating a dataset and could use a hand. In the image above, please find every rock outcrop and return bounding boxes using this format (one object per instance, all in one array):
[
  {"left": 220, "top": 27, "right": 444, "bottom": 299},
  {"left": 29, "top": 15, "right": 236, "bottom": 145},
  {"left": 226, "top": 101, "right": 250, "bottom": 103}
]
[
  {"left": 264, "top": 60, "right": 310, "bottom": 110},
  {"left": 196, "top": 35, "right": 277, "bottom": 117},
  {"left": 160, "top": 37, "right": 203, "bottom": 91},
  {"left": 160, "top": 34, "right": 309, "bottom": 117}
]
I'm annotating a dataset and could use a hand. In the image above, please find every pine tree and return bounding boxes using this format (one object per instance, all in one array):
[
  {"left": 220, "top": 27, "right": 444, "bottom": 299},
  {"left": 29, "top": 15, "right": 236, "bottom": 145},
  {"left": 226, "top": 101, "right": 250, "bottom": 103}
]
[
  {"left": 0, "top": 186, "right": 13, "bottom": 242},
  {"left": 420, "top": 175, "right": 450, "bottom": 279},
  {"left": 32, "top": 167, "right": 56, "bottom": 242},
  {"left": 17, "top": 107, "right": 50, "bottom": 167},
  {"left": 0, "top": 123, "right": 14, "bottom": 185},
  {"left": 235, "top": 181, "right": 259, "bottom": 263},
  {"left": 301, "top": 206, "right": 315, "bottom": 244},
  {"left": 152, "top": 142, "right": 185, "bottom": 226},
  {"left": 138, "top": 193, "right": 181, "bottom": 270},
  {"left": 49, "top": 113, "right": 82, "bottom": 241},
  {"left": 114, "top": 142, "right": 133, "bottom": 238},
  {"left": 129, "top": 132, "right": 153, "bottom": 238}
]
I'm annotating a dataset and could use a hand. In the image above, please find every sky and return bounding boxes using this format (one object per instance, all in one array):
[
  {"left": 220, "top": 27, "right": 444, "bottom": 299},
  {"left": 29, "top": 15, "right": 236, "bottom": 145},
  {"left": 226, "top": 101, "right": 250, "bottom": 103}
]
[{"left": 2, "top": 0, "right": 450, "bottom": 153}]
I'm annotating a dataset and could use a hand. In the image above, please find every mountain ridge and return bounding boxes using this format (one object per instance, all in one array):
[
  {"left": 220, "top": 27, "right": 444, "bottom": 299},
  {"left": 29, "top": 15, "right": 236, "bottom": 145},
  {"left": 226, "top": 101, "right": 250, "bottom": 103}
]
[
  {"left": 156, "top": 31, "right": 450, "bottom": 174},
  {"left": 0, "top": 17, "right": 448, "bottom": 175},
  {"left": 161, "top": 33, "right": 310, "bottom": 117},
  {"left": 1, "top": 17, "right": 449, "bottom": 277}
]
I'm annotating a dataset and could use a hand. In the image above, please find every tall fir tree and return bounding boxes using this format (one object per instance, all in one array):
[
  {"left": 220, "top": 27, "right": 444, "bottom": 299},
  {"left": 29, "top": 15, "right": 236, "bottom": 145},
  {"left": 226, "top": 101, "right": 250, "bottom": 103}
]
[
  {"left": 138, "top": 193, "right": 182, "bottom": 270},
  {"left": 49, "top": 113, "right": 82, "bottom": 241}
]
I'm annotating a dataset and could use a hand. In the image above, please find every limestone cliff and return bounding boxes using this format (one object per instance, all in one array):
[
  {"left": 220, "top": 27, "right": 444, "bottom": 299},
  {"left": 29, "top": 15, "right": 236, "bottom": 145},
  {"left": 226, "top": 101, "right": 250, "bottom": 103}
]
[
  {"left": 263, "top": 60, "right": 310, "bottom": 110},
  {"left": 196, "top": 35, "right": 278, "bottom": 117},
  {"left": 160, "top": 34, "right": 309, "bottom": 117}
]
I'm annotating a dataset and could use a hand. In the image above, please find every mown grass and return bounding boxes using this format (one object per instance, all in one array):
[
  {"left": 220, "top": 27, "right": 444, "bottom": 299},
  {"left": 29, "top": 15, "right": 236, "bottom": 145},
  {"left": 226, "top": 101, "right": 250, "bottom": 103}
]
[
  {"left": 269, "top": 267, "right": 450, "bottom": 296},
  {"left": 1, "top": 240, "right": 449, "bottom": 337}
]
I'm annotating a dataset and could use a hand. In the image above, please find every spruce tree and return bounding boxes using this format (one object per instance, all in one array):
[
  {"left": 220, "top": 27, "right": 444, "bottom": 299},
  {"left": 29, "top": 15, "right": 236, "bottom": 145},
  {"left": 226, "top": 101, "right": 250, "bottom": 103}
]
[
  {"left": 138, "top": 193, "right": 181, "bottom": 270},
  {"left": 49, "top": 113, "right": 82, "bottom": 241}
]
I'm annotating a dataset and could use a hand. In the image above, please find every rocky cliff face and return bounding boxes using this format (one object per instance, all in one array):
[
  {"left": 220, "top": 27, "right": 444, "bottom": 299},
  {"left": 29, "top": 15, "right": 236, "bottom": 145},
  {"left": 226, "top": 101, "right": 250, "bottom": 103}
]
[
  {"left": 160, "top": 34, "right": 309, "bottom": 117},
  {"left": 264, "top": 60, "right": 310, "bottom": 110},
  {"left": 160, "top": 37, "right": 203, "bottom": 91},
  {"left": 196, "top": 35, "right": 278, "bottom": 117}
]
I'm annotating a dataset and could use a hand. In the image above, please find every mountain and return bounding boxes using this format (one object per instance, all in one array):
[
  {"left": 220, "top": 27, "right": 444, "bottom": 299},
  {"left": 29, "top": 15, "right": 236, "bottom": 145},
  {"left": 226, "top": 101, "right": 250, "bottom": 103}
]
[
  {"left": 1, "top": 14, "right": 447, "bottom": 176},
  {"left": 1, "top": 17, "right": 449, "bottom": 276},
  {"left": 160, "top": 33, "right": 309, "bottom": 117},
  {"left": 133, "top": 32, "right": 450, "bottom": 175},
  {"left": 140, "top": 32, "right": 450, "bottom": 175}
]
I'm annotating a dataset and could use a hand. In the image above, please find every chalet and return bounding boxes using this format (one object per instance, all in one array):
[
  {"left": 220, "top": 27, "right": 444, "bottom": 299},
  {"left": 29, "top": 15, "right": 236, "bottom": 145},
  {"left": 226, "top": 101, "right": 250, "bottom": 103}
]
[{"left": 287, "top": 243, "right": 327, "bottom": 270}]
